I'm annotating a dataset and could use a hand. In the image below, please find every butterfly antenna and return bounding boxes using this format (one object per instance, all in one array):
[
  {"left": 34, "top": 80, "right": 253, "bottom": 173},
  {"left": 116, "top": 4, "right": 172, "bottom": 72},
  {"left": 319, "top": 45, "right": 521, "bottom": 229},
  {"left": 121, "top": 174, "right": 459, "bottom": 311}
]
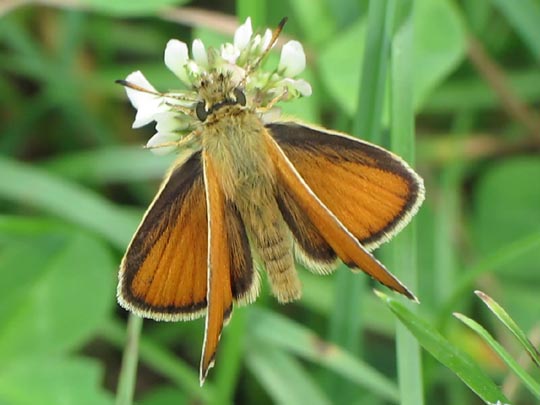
[
  {"left": 239, "top": 17, "right": 287, "bottom": 87},
  {"left": 115, "top": 80, "right": 196, "bottom": 104},
  {"left": 115, "top": 79, "right": 163, "bottom": 96}
]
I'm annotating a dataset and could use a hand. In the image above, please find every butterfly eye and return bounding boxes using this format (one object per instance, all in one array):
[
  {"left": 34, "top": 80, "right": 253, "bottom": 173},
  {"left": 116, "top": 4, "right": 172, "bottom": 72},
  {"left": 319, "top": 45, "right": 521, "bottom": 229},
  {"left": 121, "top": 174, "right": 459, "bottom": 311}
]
[
  {"left": 233, "top": 88, "right": 246, "bottom": 106},
  {"left": 196, "top": 101, "right": 208, "bottom": 122}
]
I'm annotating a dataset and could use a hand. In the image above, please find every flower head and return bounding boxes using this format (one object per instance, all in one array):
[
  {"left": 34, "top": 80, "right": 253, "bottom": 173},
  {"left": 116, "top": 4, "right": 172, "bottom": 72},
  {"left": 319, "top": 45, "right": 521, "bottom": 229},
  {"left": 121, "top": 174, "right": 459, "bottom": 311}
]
[{"left": 120, "top": 18, "right": 311, "bottom": 154}]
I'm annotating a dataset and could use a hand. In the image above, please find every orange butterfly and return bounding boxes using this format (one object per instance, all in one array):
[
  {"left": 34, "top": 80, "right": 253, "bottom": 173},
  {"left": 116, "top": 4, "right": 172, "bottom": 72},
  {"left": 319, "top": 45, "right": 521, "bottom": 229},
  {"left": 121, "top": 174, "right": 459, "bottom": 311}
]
[{"left": 117, "top": 17, "right": 424, "bottom": 384}]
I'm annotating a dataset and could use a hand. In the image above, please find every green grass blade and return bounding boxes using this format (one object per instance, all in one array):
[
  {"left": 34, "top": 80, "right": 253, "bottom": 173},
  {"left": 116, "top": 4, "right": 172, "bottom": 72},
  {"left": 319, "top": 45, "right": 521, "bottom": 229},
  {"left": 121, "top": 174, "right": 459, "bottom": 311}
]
[
  {"left": 376, "top": 291, "right": 510, "bottom": 404},
  {"left": 475, "top": 291, "right": 540, "bottom": 368},
  {"left": 249, "top": 309, "right": 400, "bottom": 403},
  {"left": 454, "top": 312, "right": 540, "bottom": 399},
  {"left": 324, "top": 2, "right": 399, "bottom": 400},
  {"left": 325, "top": 0, "right": 398, "bottom": 399},
  {"left": 353, "top": 0, "right": 396, "bottom": 141},
  {"left": 389, "top": 1, "right": 424, "bottom": 404}
]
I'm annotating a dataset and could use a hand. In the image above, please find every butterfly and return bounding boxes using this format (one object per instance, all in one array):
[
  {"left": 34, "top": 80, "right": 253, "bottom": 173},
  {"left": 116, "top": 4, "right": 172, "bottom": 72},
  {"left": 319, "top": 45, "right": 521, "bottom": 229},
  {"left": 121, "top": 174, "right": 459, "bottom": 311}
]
[{"left": 116, "top": 17, "right": 425, "bottom": 384}]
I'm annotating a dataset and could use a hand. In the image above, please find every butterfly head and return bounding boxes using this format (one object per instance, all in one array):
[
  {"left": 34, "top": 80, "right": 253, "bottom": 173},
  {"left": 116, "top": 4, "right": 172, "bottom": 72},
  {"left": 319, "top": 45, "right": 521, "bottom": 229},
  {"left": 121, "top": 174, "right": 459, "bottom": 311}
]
[{"left": 118, "top": 17, "right": 312, "bottom": 152}]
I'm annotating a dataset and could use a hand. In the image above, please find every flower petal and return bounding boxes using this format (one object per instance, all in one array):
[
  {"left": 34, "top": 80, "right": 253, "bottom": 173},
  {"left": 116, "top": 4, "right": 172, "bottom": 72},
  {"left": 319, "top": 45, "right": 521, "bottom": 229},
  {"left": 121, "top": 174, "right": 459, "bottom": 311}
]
[
  {"left": 155, "top": 111, "right": 191, "bottom": 132},
  {"left": 132, "top": 98, "right": 167, "bottom": 128},
  {"left": 146, "top": 131, "right": 179, "bottom": 155},
  {"left": 234, "top": 17, "right": 253, "bottom": 51},
  {"left": 192, "top": 39, "right": 208, "bottom": 67},
  {"left": 221, "top": 43, "right": 240, "bottom": 64},
  {"left": 291, "top": 79, "right": 312, "bottom": 96},
  {"left": 124, "top": 71, "right": 157, "bottom": 109},
  {"left": 164, "top": 39, "right": 190, "bottom": 84},
  {"left": 261, "top": 29, "right": 273, "bottom": 51},
  {"left": 278, "top": 40, "right": 306, "bottom": 77}
]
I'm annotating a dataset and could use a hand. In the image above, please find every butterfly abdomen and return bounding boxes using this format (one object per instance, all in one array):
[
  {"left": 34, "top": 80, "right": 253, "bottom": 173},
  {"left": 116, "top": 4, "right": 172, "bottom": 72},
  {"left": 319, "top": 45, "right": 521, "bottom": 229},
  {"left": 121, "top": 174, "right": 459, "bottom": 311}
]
[{"left": 240, "top": 197, "right": 301, "bottom": 303}]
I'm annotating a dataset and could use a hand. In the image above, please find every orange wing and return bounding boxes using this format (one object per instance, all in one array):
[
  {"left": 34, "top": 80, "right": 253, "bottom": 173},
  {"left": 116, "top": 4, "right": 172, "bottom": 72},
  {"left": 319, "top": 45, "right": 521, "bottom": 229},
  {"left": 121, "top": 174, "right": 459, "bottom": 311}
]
[
  {"left": 269, "top": 122, "right": 424, "bottom": 252},
  {"left": 264, "top": 127, "right": 418, "bottom": 300},
  {"left": 118, "top": 152, "right": 208, "bottom": 321},
  {"left": 200, "top": 151, "right": 234, "bottom": 384}
]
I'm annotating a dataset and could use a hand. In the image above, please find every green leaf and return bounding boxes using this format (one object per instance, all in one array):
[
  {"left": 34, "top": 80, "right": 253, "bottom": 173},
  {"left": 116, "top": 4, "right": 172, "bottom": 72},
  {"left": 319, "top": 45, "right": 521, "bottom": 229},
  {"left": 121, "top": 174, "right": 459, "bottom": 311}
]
[
  {"left": 376, "top": 291, "right": 509, "bottom": 404},
  {"left": 490, "top": 0, "right": 540, "bottom": 62},
  {"left": 247, "top": 346, "right": 332, "bottom": 405},
  {"left": 249, "top": 309, "right": 400, "bottom": 403},
  {"left": 318, "top": 19, "right": 367, "bottom": 116},
  {"left": 319, "top": 0, "right": 465, "bottom": 116},
  {"left": 0, "top": 156, "right": 139, "bottom": 249},
  {"left": 475, "top": 291, "right": 540, "bottom": 368},
  {"left": 454, "top": 312, "right": 540, "bottom": 399},
  {"left": 0, "top": 227, "right": 115, "bottom": 362},
  {"left": 0, "top": 357, "right": 113, "bottom": 405}
]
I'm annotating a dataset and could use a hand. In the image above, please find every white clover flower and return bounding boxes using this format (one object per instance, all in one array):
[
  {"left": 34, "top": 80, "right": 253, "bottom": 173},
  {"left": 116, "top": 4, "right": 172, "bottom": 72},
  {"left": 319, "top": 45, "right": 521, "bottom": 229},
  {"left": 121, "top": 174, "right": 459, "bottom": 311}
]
[{"left": 120, "top": 17, "right": 312, "bottom": 155}]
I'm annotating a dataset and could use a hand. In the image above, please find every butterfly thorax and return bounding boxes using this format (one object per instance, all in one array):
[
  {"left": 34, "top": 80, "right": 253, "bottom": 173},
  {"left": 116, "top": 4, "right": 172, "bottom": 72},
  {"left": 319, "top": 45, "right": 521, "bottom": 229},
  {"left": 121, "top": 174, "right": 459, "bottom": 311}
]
[{"left": 201, "top": 108, "right": 274, "bottom": 202}]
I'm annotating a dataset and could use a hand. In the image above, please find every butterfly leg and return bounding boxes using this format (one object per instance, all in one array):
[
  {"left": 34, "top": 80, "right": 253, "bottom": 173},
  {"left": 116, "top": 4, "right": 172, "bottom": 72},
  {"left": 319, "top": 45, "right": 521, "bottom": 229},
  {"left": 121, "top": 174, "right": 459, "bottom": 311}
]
[{"left": 144, "top": 131, "right": 199, "bottom": 151}]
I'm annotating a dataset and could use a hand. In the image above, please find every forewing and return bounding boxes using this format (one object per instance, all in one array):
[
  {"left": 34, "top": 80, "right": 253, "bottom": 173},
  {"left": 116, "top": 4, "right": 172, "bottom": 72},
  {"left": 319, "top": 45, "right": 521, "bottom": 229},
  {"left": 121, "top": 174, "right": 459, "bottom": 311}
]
[
  {"left": 268, "top": 122, "right": 424, "bottom": 251},
  {"left": 264, "top": 128, "right": 416, "bottom": 299},
  {"left": 118, "top": 152, "right": 208, "bottom": 321}
]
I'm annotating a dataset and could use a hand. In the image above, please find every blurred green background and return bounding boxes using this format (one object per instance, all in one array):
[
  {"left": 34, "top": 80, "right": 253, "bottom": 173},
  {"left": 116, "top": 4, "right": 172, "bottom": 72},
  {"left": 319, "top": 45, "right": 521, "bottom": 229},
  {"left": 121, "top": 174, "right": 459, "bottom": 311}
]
[{"left": 1, "top": 0, "right": 540, "bottom": 404}]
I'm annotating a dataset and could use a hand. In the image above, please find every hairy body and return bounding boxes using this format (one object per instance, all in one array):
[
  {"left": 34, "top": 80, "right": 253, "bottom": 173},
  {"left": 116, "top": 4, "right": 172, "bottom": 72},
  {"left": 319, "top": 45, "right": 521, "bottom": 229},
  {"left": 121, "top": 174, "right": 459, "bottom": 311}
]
[{"left": 202, "top": 107, "right": 300, "bottom": 303}]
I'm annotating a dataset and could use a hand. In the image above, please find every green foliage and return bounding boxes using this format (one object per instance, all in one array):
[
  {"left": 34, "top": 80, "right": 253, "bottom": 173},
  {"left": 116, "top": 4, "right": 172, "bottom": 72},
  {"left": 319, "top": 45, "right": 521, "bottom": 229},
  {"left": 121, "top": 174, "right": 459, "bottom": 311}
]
[
  {"left": 1, "top": 0, "right": 539, "bottom": 404},
  {"left": 319, "top": 0, "right": 466, "bottom": 116},
  {"left": 454, "top": 292, "right": 540, "bottom": 400},
  {"left": 378, "top": 291, "right": 510, "bottom": 404}
]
